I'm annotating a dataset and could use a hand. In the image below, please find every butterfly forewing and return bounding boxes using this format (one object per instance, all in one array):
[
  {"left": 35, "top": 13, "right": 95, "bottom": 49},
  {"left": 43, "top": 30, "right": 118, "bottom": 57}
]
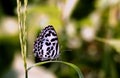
[{"left": 33, "top": 25, "right": 59, "bottom": 62}]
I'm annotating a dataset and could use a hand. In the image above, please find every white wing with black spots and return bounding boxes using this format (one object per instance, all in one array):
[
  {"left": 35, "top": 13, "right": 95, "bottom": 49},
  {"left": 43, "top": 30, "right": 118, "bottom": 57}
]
[{"left": 33, "top": 25, "right": 59, "bottom": 62}]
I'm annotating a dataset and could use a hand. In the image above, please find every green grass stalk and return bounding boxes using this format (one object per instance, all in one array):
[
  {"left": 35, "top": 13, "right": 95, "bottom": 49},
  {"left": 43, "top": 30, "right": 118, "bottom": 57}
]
[{"left": 17, "top": 0, "right": 28, "bottom": 78}]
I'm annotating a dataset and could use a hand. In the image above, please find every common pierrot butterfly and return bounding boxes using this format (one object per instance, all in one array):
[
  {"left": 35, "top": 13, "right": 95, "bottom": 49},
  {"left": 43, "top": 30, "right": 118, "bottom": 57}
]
[{"left": 33, "top": 25, "right": 59, "bottom": 62}]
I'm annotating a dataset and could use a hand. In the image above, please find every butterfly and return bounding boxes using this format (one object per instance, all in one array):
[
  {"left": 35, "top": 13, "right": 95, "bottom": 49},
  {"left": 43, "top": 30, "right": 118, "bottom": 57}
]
[{"left": 33, "top": 25, "right": 59, "bottom": 62}]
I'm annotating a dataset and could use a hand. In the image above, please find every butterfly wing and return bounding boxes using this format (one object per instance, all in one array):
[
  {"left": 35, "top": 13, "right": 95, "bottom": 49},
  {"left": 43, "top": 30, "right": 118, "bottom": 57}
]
[{"left": 33, "top": 25, "right": 59, "bottom": 62}]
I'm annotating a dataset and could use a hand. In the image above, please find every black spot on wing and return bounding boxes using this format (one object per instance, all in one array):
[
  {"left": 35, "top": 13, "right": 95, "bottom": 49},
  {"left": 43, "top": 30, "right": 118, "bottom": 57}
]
[
  {"left": 50, "top": 31, "right": 57, "bottom": 36},
  {"left": 46, "top": 51, "right": 50, "bottom": 55},
  {"left": 56, "top": 43, "right": 58, "bottom": 54},
  {"left": 51, "top": 38, "right": 58, "bottom": 42},
  {"left": 51, "top": 50, "right": 55, "bottom": 57},
  {"left": 33, "top": 48, "right": 37, "bottom": 52},
  {"left": 45, "top": 42, "right": 51, "bottom": 46},
  {"left": 47, "top": 47, "right": 50, "bottom": 51},
  {"left": 52, "top": 43, "right": 55, "bottom": 45},
  {"left": 45, "top": 55, "right": 47, "bottom": 57},
  {"left": 41, "top": 50, "right": 43, "bottom": 55},
  {"left": 45, "top": 32, "right": 50, "bottom": 37},
  {"left": 51, "top": 46, "right": 53, "bottom": 50},
  {"left": 52, "top": 43, "right": 59, "bottom": 58}
]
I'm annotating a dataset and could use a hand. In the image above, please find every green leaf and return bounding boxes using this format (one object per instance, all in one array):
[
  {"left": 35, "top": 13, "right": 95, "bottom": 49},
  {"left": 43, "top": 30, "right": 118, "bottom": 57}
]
[{"left": 27, "top": 61, "right": 84, "bottom": 78}]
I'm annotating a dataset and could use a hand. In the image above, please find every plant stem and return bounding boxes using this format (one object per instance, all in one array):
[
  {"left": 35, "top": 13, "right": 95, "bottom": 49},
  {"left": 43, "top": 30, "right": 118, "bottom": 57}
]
[
  {"left": 23, "top": 0, "right": 28, "bottom": 77},
  {"left": 25, "top": 69, "right": 28, "bottom": 78},
  {"left": 17, "top": 0, "right": 28, "bottom": 78},
  {"left": 28, "top": 61, "right": 84, "bottom": 78}
]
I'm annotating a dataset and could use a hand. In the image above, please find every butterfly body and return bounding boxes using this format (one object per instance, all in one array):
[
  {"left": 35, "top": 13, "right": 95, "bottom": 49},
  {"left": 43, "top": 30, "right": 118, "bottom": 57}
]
[{"left": 33, "top": 25, "right": 59, "bottom": 62}]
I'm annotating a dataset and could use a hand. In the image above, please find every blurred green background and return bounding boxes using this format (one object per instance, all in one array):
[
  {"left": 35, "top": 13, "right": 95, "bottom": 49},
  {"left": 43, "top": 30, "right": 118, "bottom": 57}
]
[{"left": 0, "top": 0, "right": 120, "bottom": 78}]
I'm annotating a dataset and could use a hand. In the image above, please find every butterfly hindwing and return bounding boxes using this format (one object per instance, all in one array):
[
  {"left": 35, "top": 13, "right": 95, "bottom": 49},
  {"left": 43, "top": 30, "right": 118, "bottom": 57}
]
[{"left": 33, "top": 25, "right": 59, "bottom": 62}]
